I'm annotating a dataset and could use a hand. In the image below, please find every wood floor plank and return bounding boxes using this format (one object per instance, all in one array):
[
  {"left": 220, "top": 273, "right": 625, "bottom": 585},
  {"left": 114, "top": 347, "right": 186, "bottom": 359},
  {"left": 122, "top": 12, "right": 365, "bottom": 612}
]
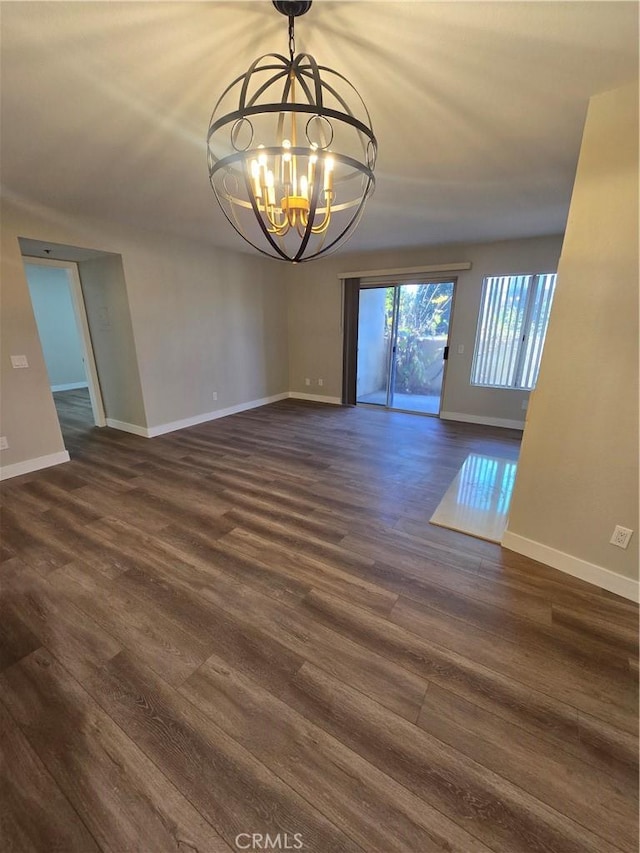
[
  {"left": 181, "top": 652, "right": 493, "bottom": 853},
  {"left": 390, "top": 594, "right": 638, "bottom": 732},
  {"left": 50, "top": 560, "right": 212, "bottom": 686},
  {"left": 23, "top": 466, "right": 89, "bottom": 493},
  {"left": 125, "top": 478, "right": 234, "bottom": 530},
  {"left": 0, "top": 599, "right": 41, "bottom": 671},
  {"left": 299, "top": 587, "right": 630, "bottom": 767},
  {"left": 417, "top": 682, "right": 637, "bottom": 848},
  {"left": 221, "top": 506, "right": 382, "bottom": 574},
  {"left": 339, "top": 519, "right": 486, "bottom": 574},
  {"left": 17, "top": 479, "right": 102, "bottom": 525},
  {"left": 116, "top": 554, "right": 429, "bottom": 722},
  {"left": 82, "top": 649, "right": 365, "bottom": 852},
  {"left": 0, "top": 542, "right": 17, "bottom": 563},
  {"left": 283, "top": 662, "right": 626, "bottom": 853},
  {"left": 250, "top": 476, "right": 405, "bottom": 527},
  {"left": 211, "top": 477, "right": 325, "bottom": 516},
  {"left": 86, "top": 515, "right": 230, "bottom": 583},
  {"left": 15, "top": 512, "right": 141, "bottom": 580},
  {"left": 92, "top": 516, "right": 309, "bottom": 607},
  {"left": 576, "top": 707, "right": 640, "bottom": 777},
  {"left": 64, "top": 455, "right": 143, "bottom": 492},
  {"left": 339, "top": 532, "right": 559, "bottom": 624},
  {"left": 1, "top": 482, "right": 56, "bottom": 517},
  {"left": 551, "top": 602, "right": 639, "bottom": 654},
  {"left": 479, "top": 555, "right": 640, "bottom": 615},
  {"left": 326, "top": 529, "right": 558, "bottom": 631},
  {"left": 205, "top": 574, "right": 428, "bottom": 721},
  {"left": 394, "top": 515, "right": 503, "bottom": 558},
  {"left": 0, "top": 649, "right": 231, "bottom": 853},
  {"left": 0, "top": 507, "right": 81, "bottom": 575},
  {"left": 220, "top": 526, "right": 398, "bottom": 615},
  {"left": 222, "top": 487, "right": 349, "bottom": 543},
  {"left": 1, "top": 557, "right": 122, "bottom": 675},
  {"left": 68, "top": 484, "right": 174, "bottom": 533},
  {"left": 0, "top": 698, "right": 100, "bottom": 853},
  {"left": 223, "top": 505, "right": 348, "bottom": 549}
]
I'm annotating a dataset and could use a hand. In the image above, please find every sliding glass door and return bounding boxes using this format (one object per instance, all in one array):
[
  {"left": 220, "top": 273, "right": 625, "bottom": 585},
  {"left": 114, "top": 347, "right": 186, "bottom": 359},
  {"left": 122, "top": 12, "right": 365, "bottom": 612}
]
[{"left": 356, "top": 280, "right": 455, "bottom": 415}]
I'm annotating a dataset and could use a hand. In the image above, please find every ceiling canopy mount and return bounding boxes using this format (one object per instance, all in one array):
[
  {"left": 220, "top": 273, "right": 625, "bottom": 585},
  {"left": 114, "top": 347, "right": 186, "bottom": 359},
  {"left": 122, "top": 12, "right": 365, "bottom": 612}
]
[{"left": 272, "top": 1, "right": 313, "bottom": 19}]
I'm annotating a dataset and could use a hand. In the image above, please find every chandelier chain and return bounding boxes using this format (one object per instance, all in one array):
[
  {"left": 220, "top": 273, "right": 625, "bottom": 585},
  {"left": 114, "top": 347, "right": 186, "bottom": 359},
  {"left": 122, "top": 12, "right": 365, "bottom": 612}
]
[{"left": 288, "top": 16, "right": 295, "bottom": 62}]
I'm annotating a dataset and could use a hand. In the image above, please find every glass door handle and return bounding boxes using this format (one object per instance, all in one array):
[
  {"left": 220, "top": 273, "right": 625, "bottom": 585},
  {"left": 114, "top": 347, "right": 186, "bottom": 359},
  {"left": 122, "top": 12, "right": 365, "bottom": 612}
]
[{"left": 443, "top": 346, "right": 449, "bottom": 360}]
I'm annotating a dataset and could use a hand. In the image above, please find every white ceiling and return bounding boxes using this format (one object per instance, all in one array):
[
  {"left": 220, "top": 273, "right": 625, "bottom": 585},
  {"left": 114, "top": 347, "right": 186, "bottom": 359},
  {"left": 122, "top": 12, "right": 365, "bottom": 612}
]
[{"left": 1, "top": 1, "right": 638, "bottom": 256}]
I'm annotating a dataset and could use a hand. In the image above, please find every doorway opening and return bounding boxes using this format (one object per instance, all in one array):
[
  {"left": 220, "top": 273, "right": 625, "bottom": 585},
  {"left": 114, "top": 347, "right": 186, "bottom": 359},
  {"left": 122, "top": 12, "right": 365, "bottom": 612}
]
[
  {"left": 355, "top": 280, "right": 455, "bottom": 416},
  {"left": 23, "top": 258, "right": 106, "bottom": 453}
]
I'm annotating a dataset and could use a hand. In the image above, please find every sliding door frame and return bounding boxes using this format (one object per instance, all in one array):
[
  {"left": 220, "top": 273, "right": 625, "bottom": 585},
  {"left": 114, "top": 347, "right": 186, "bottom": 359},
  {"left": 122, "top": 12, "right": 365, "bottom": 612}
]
[
  {"left": 344, "top": 275, "right": 459, "bottom": 416},
  {"left": 341, "top": 277, "right": 360, "bottom": 405}
]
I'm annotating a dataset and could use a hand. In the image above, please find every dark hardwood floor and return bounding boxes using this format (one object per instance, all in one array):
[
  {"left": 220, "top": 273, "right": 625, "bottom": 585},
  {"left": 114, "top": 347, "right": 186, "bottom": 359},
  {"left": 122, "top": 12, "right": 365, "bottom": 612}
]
[{"left": 1, "top": 388, "right": 638, "bottom": 852}]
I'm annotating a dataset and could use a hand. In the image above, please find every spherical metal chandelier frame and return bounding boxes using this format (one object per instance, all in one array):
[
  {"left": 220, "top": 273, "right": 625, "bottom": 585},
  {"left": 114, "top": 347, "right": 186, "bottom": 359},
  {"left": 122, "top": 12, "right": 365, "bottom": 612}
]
[{"left": 207, "top": 1, "right": 377, "bottom": 263}]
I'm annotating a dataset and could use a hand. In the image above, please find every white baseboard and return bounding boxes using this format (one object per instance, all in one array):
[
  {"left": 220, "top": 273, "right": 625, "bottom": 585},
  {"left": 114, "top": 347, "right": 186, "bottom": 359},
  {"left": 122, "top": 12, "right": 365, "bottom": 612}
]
[
  {"left": 51, "top": 381, "right": 89, "bottom": 392},
  {"left": 440, "top": 411, "right": 525, "bottom": 431},
  {"left": 106, "top": 392, "right": 342, "bottom": 438},
  {"left": 106, "top": 393, "right": 290, "bottom": 439},
  {"left": 105, "top": 418, "right": 149, "bottom": 437},
  {"left": 501, "top": 530, "right": 639, "bottom": 602},
  {"left": 146, "top": 392, "right": 291, "bottom": 437},
  {"left": 289, "top": 392, "right": 342, "bottom": 405},
  {"left": 0, "top": 450, "right": 70, "bottom": 481}
]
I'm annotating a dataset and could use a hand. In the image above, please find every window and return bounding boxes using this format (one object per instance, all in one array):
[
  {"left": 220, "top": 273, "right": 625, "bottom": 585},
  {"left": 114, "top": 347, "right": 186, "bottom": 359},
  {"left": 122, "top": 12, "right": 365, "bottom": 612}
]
[{"left": 471, "top": 272, "right": 557, "bottom": 390}]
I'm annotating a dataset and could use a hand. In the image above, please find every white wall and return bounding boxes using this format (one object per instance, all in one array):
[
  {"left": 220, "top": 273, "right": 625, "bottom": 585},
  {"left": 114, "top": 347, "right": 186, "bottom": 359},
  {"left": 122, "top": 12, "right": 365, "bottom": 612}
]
[
  {"left": 24, "top": 264, "right": 87, "bottom": 390},
  {"left": 114, "top": 235, "right": 289, "bottom": 429},
  {"left": 505, "top": 82, "right": 639, "bottom": 596},
  {"left": 78, "top": 255, "right": 146, "bottom": 427},
  {"left": 287, "top": 235, "right": 563, "bottom": 426},
  {"left": 0, "top": 198, "right": 289, "bottom": 473},
  {"left": 0, "top": 217, "right": 67, "bottom": 470}
]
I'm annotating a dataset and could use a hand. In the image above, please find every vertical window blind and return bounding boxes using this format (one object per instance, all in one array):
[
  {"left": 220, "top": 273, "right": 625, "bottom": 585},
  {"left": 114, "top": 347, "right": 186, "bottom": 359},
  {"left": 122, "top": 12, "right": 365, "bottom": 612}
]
[{"left": 471, "top": 273, "right": 557, "bottom": 390}]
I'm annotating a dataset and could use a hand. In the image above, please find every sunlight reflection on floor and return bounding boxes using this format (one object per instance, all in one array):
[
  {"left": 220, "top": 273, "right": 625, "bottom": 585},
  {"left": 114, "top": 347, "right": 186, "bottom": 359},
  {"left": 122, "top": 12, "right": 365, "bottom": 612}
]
[{"left": 430, "top": 453, "right": 518, "bottom": 543}]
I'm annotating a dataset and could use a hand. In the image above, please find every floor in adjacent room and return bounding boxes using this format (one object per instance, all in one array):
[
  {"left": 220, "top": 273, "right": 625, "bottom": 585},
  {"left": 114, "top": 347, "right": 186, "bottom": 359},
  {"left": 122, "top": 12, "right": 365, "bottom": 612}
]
[{"left": 1, "top": 391, "right": 638, "bottom": 853}]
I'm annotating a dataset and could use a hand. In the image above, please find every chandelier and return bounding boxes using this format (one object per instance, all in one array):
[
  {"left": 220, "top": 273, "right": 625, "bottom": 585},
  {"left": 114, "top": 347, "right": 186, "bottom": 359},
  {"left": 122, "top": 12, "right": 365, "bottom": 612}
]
[{"left": 207, "top": 1, "right": 377, "bottom": 263}]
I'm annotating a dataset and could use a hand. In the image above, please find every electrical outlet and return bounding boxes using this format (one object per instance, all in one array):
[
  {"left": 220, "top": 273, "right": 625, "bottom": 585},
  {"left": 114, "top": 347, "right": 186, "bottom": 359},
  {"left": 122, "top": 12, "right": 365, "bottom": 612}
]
[
  {"left": 212, "top": 391, "right": 218, "bottom": 401},
  {"left": 10, "top": 354, "right": 28, "bottom": 368},
  {"left": 521, "top": 400, "right": 528, "bottom": 410},
  {"left": 610, "top": 525, "right": 633, "bottom": 549},
  {"left": 305, "top": 378, "right": 311, "bottom": 386},
  {"left": 457, "top": 344, "right": 464, "bottom": 355},
  {"left": 318, "top": 378, "right": 324, "bottom": 387},
  {"left": 0, "top": 436, "right": 8, "bottom": 451}
]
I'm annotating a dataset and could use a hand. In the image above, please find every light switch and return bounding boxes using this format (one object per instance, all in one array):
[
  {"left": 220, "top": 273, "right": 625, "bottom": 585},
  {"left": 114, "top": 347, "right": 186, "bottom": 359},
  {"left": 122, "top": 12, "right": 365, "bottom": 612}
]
[
  {"left": 0, "top": 436, "right": 8, "bottom": 450},
  {"left": 457, "top": 345, "right": 464, "bottom": 355},
  {"left": 10, "top": 354, "right": 29, "bottom": 368}
]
